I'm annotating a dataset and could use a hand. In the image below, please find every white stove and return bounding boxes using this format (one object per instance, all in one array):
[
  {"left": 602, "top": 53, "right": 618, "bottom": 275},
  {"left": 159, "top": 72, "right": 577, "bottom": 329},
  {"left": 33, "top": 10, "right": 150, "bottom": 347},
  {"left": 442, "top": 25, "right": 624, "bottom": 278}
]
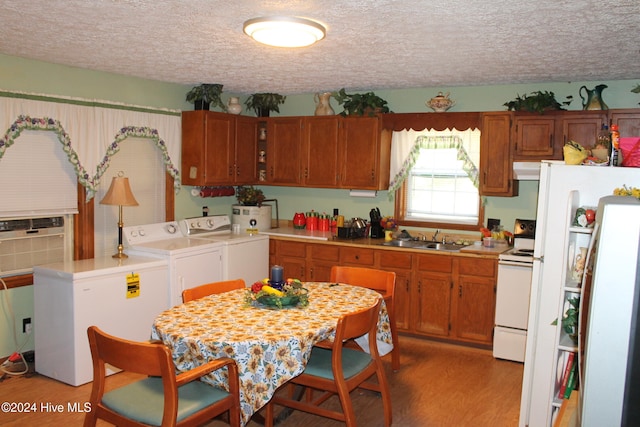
[
  {"left": 124, "top": 221, "right": 224, "bottom": 307},
  {"left": 494, "top": 219, "right": 536, "bottom": 362},
  {"left": 180, "top": 215, "right": 269, "bottom": 287},
  {"left": 498, "top": 219, "right": 536, "bottom": 264}
]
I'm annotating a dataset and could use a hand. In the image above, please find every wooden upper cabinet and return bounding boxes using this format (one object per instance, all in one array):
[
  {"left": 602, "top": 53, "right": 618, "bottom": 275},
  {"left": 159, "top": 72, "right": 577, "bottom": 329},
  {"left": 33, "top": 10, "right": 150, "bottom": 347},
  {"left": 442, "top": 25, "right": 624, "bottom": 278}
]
[
  {"left": 610, "top": 109, "right": 640, "bottom": 138},
  {"left": 479, "top": 112, "right": 517, "bottom": 196},
  {"left": 558, "top": 111, "right": 607, "bottom": 149},
  {"left": 513, "top": 115, "right": 556, "bottom": 160},
  {"left": 266, "top": 117, "right": 303, "bottom": 185},
  {"left": 181, "top": 111, "right": 235, "bottom": 186},
  {"left": 340, "top": 116, "right": 390, "bottom": 190},
  {"left": 302, "top": 116, "right": 340, "bottom": 187}
]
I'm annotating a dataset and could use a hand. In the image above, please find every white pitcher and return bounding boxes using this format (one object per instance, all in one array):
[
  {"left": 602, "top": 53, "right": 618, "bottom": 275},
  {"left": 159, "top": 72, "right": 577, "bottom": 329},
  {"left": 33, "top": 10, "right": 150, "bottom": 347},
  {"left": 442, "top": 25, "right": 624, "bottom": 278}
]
[{"left": 227, "top": 97, "right": 242, "bottom": 115}]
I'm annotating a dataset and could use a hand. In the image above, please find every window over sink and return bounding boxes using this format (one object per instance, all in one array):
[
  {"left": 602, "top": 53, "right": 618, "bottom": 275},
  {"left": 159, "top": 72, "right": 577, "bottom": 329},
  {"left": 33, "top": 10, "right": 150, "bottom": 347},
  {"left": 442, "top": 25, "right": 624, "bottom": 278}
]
[{"left": 390, "top": 128, "right": 484, "bottom": 231}]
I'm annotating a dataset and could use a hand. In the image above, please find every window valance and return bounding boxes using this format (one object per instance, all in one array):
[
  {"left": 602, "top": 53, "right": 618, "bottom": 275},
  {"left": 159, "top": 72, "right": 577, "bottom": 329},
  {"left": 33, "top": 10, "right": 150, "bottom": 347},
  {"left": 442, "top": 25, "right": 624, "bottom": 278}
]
[
  {"left": 388, "top": 128, "right": 481, "bottom": 198},
  {"left": 0, "top": 92, "right": 181, "bottom": 201}
]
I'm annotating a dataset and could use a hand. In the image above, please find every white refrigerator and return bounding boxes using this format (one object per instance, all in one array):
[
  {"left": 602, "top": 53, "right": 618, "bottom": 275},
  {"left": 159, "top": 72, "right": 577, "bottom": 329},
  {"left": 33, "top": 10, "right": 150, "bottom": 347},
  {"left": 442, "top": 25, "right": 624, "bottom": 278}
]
[
  {"left": 580, "top": 195, "right": 640, "bottom": 426},
  {"left": 519, "top": 161, "right": 640, "bottom": 426}
]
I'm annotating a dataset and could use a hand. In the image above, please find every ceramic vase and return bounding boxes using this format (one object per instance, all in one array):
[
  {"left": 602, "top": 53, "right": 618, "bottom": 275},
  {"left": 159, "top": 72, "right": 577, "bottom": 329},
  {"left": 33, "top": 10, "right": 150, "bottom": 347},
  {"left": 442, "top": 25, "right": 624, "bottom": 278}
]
[
  {"left": 314, "top": 92, "right": 335, "bottom": 116},
  {"left": 227, "top": 97, "right": 242, "bottom": 115}
]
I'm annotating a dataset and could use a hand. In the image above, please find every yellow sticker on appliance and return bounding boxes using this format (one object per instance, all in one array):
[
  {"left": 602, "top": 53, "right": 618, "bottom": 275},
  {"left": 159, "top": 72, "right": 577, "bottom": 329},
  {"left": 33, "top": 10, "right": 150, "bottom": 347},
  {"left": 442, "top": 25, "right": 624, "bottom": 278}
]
[{"left": 126, "top": 273, "right": 140, "bottom": 298}]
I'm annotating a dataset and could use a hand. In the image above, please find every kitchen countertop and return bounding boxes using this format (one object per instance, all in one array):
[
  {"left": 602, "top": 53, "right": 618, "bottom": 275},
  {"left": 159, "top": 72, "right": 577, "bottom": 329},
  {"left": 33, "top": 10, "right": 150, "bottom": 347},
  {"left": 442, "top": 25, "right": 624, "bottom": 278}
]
[{"left": 260, "top": 227, "right": 510, "bottom": 257}]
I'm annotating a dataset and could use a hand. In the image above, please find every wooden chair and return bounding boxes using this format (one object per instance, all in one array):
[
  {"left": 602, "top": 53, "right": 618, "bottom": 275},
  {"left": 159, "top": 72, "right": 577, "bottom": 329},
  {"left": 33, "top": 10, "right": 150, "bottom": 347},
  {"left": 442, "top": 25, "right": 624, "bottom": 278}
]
[
  {"left": 84, "top": 326, "right": 241, "bottom": 427},
  {"left": 182, "top": 279, "right": 246, "bottom": 303},
  {"left": 263, "top": 299, "right": 392, "bottom": 427},
  {"left": 330, "top": 265, "right": 400, "bottom": 371}
]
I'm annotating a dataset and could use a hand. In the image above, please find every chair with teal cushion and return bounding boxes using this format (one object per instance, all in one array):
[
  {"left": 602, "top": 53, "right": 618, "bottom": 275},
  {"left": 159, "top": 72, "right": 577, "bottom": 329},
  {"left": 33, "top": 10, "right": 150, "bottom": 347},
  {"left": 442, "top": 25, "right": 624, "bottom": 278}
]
[
  {"left": 263, "top": 298, "right": 392, "bottom": 427},
  {"left": 84, "top": 326, "right": 241, "bottom": 427}
]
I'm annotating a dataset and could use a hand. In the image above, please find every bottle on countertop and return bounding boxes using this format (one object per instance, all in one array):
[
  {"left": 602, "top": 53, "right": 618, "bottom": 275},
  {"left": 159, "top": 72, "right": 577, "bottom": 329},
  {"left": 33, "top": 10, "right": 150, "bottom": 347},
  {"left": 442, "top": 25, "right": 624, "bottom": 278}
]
[{"left": 610, "top": 124, "right": 621, "bottom": 166}]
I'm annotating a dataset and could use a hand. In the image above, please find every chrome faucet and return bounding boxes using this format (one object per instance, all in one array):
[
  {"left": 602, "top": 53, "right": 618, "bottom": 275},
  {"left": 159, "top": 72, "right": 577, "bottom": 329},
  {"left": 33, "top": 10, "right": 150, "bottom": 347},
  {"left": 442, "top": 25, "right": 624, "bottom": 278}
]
[{"left": 432, "top": 229, "right": 440, "bottom": 242}]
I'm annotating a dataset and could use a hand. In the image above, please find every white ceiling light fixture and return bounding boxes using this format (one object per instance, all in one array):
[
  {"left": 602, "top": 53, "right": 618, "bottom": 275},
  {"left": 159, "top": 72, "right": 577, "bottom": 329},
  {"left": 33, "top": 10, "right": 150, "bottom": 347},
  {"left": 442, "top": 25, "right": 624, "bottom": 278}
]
[{"left": 243, "top": 16, "right": 326, "bottom": 48}]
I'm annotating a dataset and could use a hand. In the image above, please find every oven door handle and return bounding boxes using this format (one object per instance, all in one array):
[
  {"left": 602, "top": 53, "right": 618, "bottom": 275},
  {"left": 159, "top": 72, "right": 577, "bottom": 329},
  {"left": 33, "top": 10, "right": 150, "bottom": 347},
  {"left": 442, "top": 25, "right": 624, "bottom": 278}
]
[{"left": 498, "top": 259, "right": 533, "bottom": 267}]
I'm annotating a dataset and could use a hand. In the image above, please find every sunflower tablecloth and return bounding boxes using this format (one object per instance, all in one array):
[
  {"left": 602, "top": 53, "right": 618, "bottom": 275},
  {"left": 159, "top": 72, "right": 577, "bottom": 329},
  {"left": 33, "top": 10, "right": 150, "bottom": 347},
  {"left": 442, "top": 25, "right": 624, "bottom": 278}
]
[{"left": 151, "top": 282, "right": 392, "bottom": 426}]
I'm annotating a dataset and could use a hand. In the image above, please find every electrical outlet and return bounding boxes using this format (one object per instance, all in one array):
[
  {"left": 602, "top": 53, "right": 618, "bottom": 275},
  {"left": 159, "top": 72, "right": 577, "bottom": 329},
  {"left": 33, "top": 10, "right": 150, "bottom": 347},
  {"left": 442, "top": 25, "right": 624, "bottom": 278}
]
[{"left": 22, "top": 317, "right": 31, "bottom": 334}]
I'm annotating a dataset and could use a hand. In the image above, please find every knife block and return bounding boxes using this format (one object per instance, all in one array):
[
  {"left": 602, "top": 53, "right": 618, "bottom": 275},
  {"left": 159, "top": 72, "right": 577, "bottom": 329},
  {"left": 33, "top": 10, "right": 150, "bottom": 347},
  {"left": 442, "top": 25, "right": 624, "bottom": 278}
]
[{"left": 370, "top": 221, "right": 384, "bottom": 238}]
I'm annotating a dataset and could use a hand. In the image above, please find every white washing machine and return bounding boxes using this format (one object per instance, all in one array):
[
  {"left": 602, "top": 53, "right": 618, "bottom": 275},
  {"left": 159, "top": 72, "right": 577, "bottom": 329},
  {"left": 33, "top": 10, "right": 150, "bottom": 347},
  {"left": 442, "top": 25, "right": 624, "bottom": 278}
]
[
  {"left": 180, "top": 214, "right": 269, "bottom": 287},
  {"left": 124, "top": 221, "right": 225, "bottom": 307}
]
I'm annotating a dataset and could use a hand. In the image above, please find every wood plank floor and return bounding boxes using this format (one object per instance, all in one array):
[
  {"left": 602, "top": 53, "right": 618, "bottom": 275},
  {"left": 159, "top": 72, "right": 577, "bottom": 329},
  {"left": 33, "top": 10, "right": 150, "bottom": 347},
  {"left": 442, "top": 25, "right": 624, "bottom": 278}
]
[{"left": 0, "top": 336, "right": 523, "bottom": 426}]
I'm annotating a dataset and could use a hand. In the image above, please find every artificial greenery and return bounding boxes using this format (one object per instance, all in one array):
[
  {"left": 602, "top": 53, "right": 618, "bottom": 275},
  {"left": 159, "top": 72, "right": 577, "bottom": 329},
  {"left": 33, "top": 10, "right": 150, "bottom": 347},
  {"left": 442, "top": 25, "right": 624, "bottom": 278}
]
[
  {"left": 185, "top": 84, "right": 227, "bottom": 111},
  {"left": 554, "top": 296, "right": 580, "bottom": 343},
  {"left": 244, "top": 93, "right": 286, "bottom": 117},
  {"left": 235, "top": 185, "right": 265, "bottom": 206},
  {"left": 632, "top": 84, "right": 640, "bottom": 105},
  {"left": 504, "top": 90, "right": 572, "bottom": 114},
  {"left": 331, "top": 88, "right": 391, "bottom": 117}
]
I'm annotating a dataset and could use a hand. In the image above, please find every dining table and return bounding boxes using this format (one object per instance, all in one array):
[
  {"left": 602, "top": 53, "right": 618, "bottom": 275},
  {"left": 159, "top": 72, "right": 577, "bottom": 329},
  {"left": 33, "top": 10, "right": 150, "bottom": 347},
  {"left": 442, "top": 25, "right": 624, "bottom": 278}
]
[{"left": 151, "top": 281, "right": 393, "bottom": 426}]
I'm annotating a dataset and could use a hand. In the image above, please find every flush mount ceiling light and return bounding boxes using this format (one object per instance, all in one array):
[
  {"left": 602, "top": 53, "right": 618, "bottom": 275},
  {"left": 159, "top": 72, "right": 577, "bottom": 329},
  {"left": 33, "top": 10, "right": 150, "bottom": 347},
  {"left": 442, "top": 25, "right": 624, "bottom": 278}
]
[{"left": 243, "top": 16, "right": 326, "bottom": 48}]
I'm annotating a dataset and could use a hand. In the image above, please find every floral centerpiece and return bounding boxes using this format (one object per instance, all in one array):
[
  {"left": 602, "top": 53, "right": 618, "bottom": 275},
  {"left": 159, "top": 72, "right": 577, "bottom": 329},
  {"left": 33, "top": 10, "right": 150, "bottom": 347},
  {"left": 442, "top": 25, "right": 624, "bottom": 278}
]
[
  {"left": 246, "top": 278, "right": 309, "bottom": 308},
  {"left": 380, "top": 216, "right": 397, "bottom": 230}
]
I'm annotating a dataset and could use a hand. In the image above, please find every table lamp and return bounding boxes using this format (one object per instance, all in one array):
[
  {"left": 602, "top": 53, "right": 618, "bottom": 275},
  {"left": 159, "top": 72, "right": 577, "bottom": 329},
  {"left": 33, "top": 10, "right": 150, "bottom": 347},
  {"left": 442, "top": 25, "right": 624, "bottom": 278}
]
[{"left": 100, "top": 173, "right": 139, "bottom": 258}]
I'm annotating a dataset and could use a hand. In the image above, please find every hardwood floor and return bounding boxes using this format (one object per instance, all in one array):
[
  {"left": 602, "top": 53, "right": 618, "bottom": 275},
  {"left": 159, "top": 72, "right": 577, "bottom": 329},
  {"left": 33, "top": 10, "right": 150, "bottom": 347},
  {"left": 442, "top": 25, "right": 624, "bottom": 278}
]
[{"left": 0, "top": 336, "right": 523, "bottom": 426}]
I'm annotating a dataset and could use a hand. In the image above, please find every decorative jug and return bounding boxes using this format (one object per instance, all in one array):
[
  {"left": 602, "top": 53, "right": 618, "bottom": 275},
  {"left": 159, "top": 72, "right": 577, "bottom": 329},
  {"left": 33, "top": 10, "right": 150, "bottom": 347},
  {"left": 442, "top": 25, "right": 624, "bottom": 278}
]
[
  {"left": 426, "top": 92, "right": 455, "bottom": 112},
  {"left": 579, "top": 84, "right": 608, "bottom": 110},
  {"left": 293, "top": 212, "right": 306, "bottom": 229},
  {"left": 314, "top": 92, "right": 335, "bottom": 116},
  {"left": 227, "top": 97, "right": 242, "bottom": 115}
]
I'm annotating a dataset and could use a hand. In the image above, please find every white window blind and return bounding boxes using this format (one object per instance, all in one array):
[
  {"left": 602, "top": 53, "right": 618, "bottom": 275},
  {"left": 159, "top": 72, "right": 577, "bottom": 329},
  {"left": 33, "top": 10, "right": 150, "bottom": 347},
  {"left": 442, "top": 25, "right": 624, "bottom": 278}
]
[
  {"left": 0, "top": 130, "right": 78, "bottom": 217},
  {"left": 94, "top": 137, "right": 166, "bottom": 258}
]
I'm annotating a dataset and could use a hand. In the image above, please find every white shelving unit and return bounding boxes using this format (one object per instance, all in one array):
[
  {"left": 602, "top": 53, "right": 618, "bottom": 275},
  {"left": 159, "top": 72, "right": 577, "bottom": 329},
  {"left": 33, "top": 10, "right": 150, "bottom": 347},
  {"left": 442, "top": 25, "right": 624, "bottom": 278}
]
[{"left": 549, "top": 190, "right": 596, "bottom": 423}]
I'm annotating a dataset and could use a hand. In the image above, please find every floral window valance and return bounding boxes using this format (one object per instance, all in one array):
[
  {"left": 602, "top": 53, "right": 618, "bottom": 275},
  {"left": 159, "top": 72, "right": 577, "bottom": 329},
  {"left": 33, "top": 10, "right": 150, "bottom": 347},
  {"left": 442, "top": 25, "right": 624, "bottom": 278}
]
[
  {"left": 388, "top": 128, "right": 481, "bottom": 199},
  {"left": 0, "top": 93, "right": 182, "bottom": 201}
]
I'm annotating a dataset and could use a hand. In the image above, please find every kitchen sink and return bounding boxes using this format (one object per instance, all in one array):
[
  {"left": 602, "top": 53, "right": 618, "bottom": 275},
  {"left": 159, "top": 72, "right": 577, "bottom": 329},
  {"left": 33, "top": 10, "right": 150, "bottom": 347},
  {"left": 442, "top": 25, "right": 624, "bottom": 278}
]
[{"left": 379, "top": 240, "right": 464, "bottom": 252}]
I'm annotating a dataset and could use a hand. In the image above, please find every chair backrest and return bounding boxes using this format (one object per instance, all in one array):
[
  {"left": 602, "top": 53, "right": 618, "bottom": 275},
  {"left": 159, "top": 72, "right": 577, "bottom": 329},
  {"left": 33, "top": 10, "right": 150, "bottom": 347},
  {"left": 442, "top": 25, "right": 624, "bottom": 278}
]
[
  {"left": 182, "top": 279, "right": 246, "bottom": 303},
  {"left": 330, "top": 266, "right": 396, "bottom": 297},
  {"left": 334, "top": 298, "right": 382, "bottom": 345},
  {"left": 86, "top": 326, "right": 179, "bottom": 423}
]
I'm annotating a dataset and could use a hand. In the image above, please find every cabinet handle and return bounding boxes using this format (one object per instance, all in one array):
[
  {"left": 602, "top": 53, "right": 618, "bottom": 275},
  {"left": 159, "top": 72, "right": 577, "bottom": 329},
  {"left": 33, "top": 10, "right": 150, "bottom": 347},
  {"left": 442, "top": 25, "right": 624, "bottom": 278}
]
[
  {"left": 305, "top": 167, "right": 308, "bottom": 178},
  {"left": 309, "top": 267, "right": 314, "bottom": 279},
  {"left": 458, "top": 285, "right": 462, "bottom": 297},
  {"left": 549, "top": 133, "right": 553, "bottom": 148},
  {"left": 355, "top": 255, "right": 360, "bottom": 260},
  {"left": 405, "top": 279, "right": 409, "bottom": 292},
  {"left": 236, "top": 165, "right": 240, "bottom": 176},
  {"left": 417, "top": 281, "right": 421, "bottom": 293},
  {"left": 371, "top": 169, "right": 375, "bottom": 181},
  {"left": 270, "top": 166, "right": 274, "bottom": 177},
  {"left": 229, "top": 166, "right": 233, "bottom": 176}
]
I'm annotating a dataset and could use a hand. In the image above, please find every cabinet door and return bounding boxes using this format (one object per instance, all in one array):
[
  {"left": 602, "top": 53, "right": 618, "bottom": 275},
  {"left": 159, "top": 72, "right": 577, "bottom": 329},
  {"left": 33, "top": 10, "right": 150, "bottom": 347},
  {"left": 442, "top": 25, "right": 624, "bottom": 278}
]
[
  {"left": 181, "top": 111, "right": 234, "bottom": 186},
  {"left": 234, "top": 115, "right": 258, "bottom": 184},
  {"left": 302, "top": 117, "right": 340, "bottom": 187},
  {"left": 266, "top": 118, "right": 302, "bottom": 185},
  {"left": 513, "top": 116, "right": 556, "bottom": 159},
  {"left": 414, "top": 270, "right": 452, "bottom": 337},
  {"left": 610, "top": 110, "right": 640, "bottom": 137},
  {"left": 394, "top": 270, "right": 412, "bottom": 331},
  {"left": 559, "top": 114, "right": 606, "bottom": 149},
  {"left": 480, "top": 112, "right": 516, "bottom": 196},
  {"left": 307, "top": 243, "right": 339, "bottom": 282},
  {"left": 201, "top": 113, "right": 235, "bottom": 184},
  {"left": 377, "top": 251, "right": 413, "bottom": 332},
  {"left": 275, "top": 240, "right": 307, "bottom": 280},
  {"left": 453, "top": 275, "right": 496, "bottom": 344},
  {"left": 340, "top": 117, "right": 382, "bottom": 189}
]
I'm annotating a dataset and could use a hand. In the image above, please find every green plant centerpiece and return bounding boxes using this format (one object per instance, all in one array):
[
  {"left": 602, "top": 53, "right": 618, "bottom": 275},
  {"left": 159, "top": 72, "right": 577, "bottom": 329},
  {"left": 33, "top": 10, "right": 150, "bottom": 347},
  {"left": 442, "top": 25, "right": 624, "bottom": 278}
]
[
  {"left": 244, "top": 93, "right": 286, "bottom": 117},
  {"left": 504, "top": 90, "right": 572, "bottom": 114},
  {"left": 331, "top": 88, "right": 391, "bottom": 117},
  {"left": 185, "top": 83, "right": 227, "bottom": 111},
  {"left": 235, "top": 185, "right": 265, "bottom": 206}
]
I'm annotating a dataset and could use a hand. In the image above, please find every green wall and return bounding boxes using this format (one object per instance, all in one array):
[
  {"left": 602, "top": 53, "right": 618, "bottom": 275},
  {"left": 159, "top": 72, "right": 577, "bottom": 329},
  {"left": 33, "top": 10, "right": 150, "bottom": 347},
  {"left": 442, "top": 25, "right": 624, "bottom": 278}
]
[{"left": 1, "top": 52, "right": 638, "bottom": 357}]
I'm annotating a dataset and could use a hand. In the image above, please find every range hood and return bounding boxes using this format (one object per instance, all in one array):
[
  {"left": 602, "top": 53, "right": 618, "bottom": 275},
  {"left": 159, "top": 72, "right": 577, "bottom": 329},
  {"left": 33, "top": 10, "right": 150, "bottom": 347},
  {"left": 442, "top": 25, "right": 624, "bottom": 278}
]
[{"left": 513, "top": 161, "right": 541, "bottom": 180}]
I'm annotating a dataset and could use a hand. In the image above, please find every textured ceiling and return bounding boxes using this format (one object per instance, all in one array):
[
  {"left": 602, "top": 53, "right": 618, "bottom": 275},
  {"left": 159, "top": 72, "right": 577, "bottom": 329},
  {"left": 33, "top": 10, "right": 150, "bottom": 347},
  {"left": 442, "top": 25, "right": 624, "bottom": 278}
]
[{"left": 1, "top": 0, "right": 639, "bottom": 94}]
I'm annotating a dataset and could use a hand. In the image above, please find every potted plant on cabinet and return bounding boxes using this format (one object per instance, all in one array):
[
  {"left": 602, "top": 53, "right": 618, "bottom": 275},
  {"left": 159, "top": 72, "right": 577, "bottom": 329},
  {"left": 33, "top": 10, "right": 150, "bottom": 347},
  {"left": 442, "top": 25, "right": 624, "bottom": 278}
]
[
  {"left": 244, "top": 93, "right": 286, "bottom": 117},
  {"left": 185, "top": 83, "right": 227, "bottom": 111},
  {"left": 331, "top": 88, "right": 391, "bottom": 117},
  {"left": 503, "top": 90, "right": 572, "bottom": 114}
]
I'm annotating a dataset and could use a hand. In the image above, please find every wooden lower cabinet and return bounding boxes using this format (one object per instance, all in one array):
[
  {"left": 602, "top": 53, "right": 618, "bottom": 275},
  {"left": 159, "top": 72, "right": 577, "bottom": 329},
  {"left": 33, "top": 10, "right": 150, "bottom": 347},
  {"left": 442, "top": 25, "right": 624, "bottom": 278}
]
[{"left": 271, "top": 238, "right": 498, "bottom": 346}]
